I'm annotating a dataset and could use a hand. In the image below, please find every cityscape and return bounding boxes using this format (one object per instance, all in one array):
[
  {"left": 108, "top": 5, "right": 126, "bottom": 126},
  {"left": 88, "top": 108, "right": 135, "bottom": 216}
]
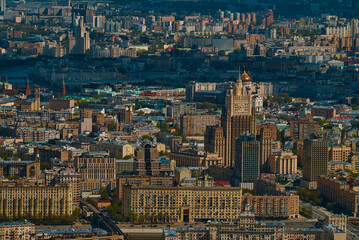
[{"left": 0, "top": 0, "right": 358, "bottom": 239}]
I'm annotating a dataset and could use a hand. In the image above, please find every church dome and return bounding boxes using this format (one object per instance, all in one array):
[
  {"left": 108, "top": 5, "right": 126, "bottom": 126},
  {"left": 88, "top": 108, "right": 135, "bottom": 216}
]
[{"left": 241, "top": 71, "right": 252, "bottom": 83}]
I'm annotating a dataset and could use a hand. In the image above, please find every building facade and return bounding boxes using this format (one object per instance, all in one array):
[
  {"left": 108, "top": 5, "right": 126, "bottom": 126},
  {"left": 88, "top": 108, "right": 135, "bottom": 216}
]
[
  {"left": 302, "top": 139, "right": 329, "bottom": 189},
  {"left": 269, "top": 151, "right": 297, "bottom": 175},
  {"left": 116, "top": 175, "right": 174, "bottom": 200},
  {"left": 122, "top": 186, "right": 242, "bottom": 223},
  {"left": 233, "top": 133, "right": 260, "bottom": 189},
  {"left": 180, "top": 114, "right": 216, "bottom": 136},
  {"left": 0, "top": 183, "right": 73, "bottom": 219}
]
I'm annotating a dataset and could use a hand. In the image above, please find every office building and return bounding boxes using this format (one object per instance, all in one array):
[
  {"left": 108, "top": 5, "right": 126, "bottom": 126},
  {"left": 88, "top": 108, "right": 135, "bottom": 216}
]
[
  {"left": 122, "top": 186, "right": 242, "bottom": 223},
  {"left": 302, "top": 139, "right": 329, "bottom": 189},
  {"left": 135, "top": 143, "right": 160, "bottom": 176},
  {"left": 317, "top": 176, "right": 359, "bottom": 217},
  {"left": 204, "top": 125, "right": 225, "bottom": 158},
  {"left": 180, "top": 114, "right": 216, "bottom": 136},
  {"left": 290, "top": 116, "right": 319, "bottom": 141},
  {"left": 242, "top": 194, "right": 300, "bottom": 219},
  {"left": 233, "top": 133, "right": 260, "bottom": 189},
  {"left": 329, "top": 145, "right": 351, "bottom": 162},
  {"left": 80, "top": 109, "right": 93, "bottom": 134},
  {"left": 118, "top": 107, "right": 132, "bottom": 124},
  {"left": 257, "top": 123, "right": 275, "bottom": 172},
  {"left": 168, "top": 102, "right": 196, "bottom": 125},
  {"left": 76, "top": 152, "right": 116, "bottom": 180}
]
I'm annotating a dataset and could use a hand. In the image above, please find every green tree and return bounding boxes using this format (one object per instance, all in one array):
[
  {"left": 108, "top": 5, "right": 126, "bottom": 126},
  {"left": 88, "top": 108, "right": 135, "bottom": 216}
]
[
  {"left": 100, "top": 187, "right": 110, "bottom": 200},
  {"left": 8, "top": 175, "right": 20, "bottom": 180},
  {"left": 282, "top": 93, "right": 292, "bottom": 103},
  {"left": 107, "top": 121, "right": 116, "bottom": 131},
  {"left": 123, "top": 155, "right": 133, "bottom": 160},
  {"left": 40, "top": 161, "right": 51, "bottom": 170},
  {"left": 159, "top": 150, "right": 167, "bottom": 156},
  {"left": 142, "top": 135, "right": 153, "bottom": 141},
  {"left": 128, "top": 210, "right": 138, "bottom": 223},
  {"left": 263, "top": 98, "right": 268, "bottom": 108}
]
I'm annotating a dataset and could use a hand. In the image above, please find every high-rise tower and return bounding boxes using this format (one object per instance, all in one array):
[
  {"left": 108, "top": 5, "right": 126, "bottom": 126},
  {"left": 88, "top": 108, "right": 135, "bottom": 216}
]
[
  {"left": 222, "top": 69, "right": 256, "bottom": 167},
  {"left": 233, "top": 133, "right": 260, "bottom": 189}
]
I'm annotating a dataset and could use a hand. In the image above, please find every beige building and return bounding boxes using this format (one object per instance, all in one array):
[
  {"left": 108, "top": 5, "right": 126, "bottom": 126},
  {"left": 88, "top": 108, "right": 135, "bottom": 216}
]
[
  {"left": 325, "top": 214, "right": 347, "bottom": 231},
  {"left": 116, "top": 175, "right": 174, "bottom": 200},
  {"left": 76, "top": 153, "right": 116, "bottom": 180},
  {"left": 242, "top": 194, "right": 299, "bottom": 218},
  {"left": 20, "top": 87, "right": 40, "bottom": 111},
  {"left": 0, "top": 159, "right": 40, "bottom": 179},
  {"left": 328, "top": 161, "right": 352, "bottom": 172},
  {"left": 269, "top": 150, "right": 297, "bottom": 174},
  {"left": 122, "top": 186, "right": 242, "bottom": 223},
  {"left": 174, "top": 167, "right": 192, "bottom": 185},
  {"left": 168, "top": 151, "right": 222, "bottom": 167},
  {"left": 351, "top": 152, "right": 359, "bottom": 173},
  {"left": 329, "top": 145, "right": 351, "bottom": 162},
  {"left": 0, "top": 221, "right": 35, "bottom": 240},
  {"left": 76, "top": 152, "right": 116, "bottom": 191},
  {"left": 180, "top": 114, "right": 216, "bottom": 136},
  {"left": 49, "top": 99, "right": 75, "bottom": 111},
  {"left": 302, "top": 139, "right": 329, "bottom": 189},
  {"left": 0, "top": 183, "right": 73, "bottom": 219},
  {"left": 90, "top": 142, "right": 135, "bottom": 159},
  {"left": 204, "top": 126, "right": 225, "bottom": 158},
  {"left": 317, "top": 176, "right": 359, "bottom": 216}
]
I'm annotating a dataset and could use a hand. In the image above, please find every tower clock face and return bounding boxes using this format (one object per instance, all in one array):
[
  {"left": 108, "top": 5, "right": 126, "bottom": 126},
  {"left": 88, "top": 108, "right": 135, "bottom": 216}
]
[{"left": 234, "top": 103, "right": 248, "bottom": 114}]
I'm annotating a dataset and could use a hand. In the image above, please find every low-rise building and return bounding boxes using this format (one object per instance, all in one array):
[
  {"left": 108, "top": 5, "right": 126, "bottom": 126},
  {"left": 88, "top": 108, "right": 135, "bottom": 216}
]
[
  {"left": 168, "top": 150, "right": 222, "bottom": 167},
  {"left": 269, "top": 150, "right": 297, "bottom": 174},
  {"left": 0, "top": 221, "right": 35, "bottom": 240}
]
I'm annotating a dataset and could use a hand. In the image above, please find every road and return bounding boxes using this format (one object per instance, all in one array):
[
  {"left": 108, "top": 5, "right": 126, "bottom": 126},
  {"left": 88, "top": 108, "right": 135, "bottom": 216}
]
[
  {"left": 300, "top": 201, "right": 359, "bottom": 239},
  {"left": 81, "top": 200, "right": 128, "bottom": 240},
  {"left": 347, "top": 222, "right": 359, "bottom": 240}
]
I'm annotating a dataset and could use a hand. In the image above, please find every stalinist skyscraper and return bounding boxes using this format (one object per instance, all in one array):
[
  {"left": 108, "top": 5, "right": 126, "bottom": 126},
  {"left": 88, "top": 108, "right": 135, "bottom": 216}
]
[{"left": 221, "top": 70, "right": 256, "bottom": 167}]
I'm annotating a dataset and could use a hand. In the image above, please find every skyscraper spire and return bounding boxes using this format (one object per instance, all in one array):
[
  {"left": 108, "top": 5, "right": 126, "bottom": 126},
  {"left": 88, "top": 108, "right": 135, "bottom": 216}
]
[
  {"left": 62, "top": 77, "right": 66, "bottom": 96},
  {"left": 238, "top": 66, "right": 241, "bottom": 83},
  {"left": 26, "top": 77, "right": 31, "bottom": 95}
]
